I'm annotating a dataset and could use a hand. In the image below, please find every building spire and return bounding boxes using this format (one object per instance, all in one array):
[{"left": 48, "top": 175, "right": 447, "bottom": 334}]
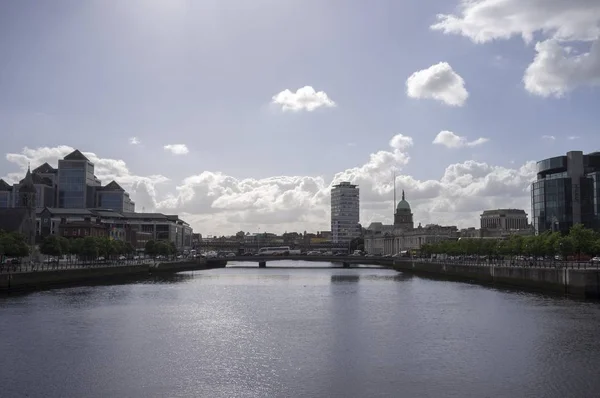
[
  {"left": 393, "top": 170, "right": 396, "bottom": 216},
  {"left": 402, "top": 189, "right": 405, "bottom": 201}
]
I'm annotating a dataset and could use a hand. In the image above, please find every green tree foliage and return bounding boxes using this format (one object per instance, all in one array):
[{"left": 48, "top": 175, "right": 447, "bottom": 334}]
[
  {"left": 421, "top": 224, "right": 600, "bottom": 258},
  {"left": 145, "top": 240, "right": 156, "bottom": 256},
  {"left": 40, "top": 235, "right": 63, "bottom": 257},
  {"left": 81, "top": 236, "right": 99, "bottom": 260},
  {"left": 124, "top": 242, "right": 134, "bottom": 255},
  {"left": 350, "top": 237, "right": 365, "bottom": 252},
  {"left": 0, "top": 231, "right": 30, "bottom": 258}
]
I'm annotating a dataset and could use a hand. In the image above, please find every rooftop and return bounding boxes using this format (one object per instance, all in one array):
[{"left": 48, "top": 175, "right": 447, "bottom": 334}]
[
  {"left": 100, "top": 181, "right": 125, "bottom": 191},
  {"left": 33, "top": 162, "right": 57, "bottom": 174},
  {"left": 481, "top": 209, "right": 527, "bottom": 215},
  {"left": 63, "top": 149, "right": 90, "bottom": 162},
  {"left": 0, "top": 179, "right": 12, "bottom": 191}
]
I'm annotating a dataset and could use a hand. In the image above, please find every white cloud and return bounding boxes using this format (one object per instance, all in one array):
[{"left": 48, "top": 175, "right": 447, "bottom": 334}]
[
  {"left": 129, "top": 137, "right": 140, "bottom": 145},
  {"left": 163, "top": 144, "right": 189, "bottom": 155},
  {"left": 4, "top": 136, "right": 537, "bottom": 236},
  {"left": 524, "top": 38, "right": 600, "bottom": 97},
  {"left": 542, "top": 135, "right": 556, "bottom": 141},
  {"left": 431, "top": 0, "right": 600, "bottom": 96},
  {"left": 406, "top": 62, "right": 469, "bottom": 106},
  {"left": 433, "top": 130, "right": 489, "bottom": 148},
  {"left": 271, "top": 86, "right": 336, "bottom": 112},
  {"left": 567, "top": 135, "right": 580, "bottom": 140}
]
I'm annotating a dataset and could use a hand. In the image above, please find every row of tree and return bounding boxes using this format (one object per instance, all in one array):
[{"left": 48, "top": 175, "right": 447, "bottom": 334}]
[
  {"left": 144, "top": 239, "right": 177, "bottom": 256},
  {"left": 0, "top": 231, "right": 30, "bottom": 258},
  {"left": 0, "top": 232, "right": 181, "bottom": 262},
  {"left": 421, "top": 224, "right": 600, "bottom": 258},
  {"left": 39, "top": 235, "right": 136, "bottom": 261}
]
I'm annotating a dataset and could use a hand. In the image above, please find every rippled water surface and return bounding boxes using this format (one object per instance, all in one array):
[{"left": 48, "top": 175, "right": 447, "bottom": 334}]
[{"left": 2, "top": 260, "right": 600, "bottom": 398}]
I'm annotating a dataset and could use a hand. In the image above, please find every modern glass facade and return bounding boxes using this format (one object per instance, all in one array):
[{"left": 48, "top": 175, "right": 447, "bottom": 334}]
[
  {"left": 532, "top": 151, "right": 600, "bottom": 234},
  {"left": 98, "top": 192, "right": 124, "bottom": 211},
  {"left": 531, "top": 178, "right": 572, "bottom": 233},
  {"left": 0, "top": 191, "right": 10, "bottom": 208},
  {"left": 58, "top": 164, "right": 86, "bottom": 208}
]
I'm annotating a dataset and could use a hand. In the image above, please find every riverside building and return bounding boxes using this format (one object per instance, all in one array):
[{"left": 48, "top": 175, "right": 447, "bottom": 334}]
[
  {"left": 531, "top": 151, "right": 600, "bottom": 234},
  {"left": 331, "top": 182, "right": 361, "bottom": 244}
]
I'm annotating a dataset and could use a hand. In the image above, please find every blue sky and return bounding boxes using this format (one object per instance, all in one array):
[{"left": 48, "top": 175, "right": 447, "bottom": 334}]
[{"left": 1, "top": 0, "right": 599, "bottom": 234}]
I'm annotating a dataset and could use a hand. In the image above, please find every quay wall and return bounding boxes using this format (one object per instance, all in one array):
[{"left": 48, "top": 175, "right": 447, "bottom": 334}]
[
  {"left": 231, "top": 256, "right": 600, "bottom": 298},
  {"left": 0, "top": 258, "right": 224, "bottom": 292},
  {"left": 394, "top": 260, "right": 600, "bottom": 299}
]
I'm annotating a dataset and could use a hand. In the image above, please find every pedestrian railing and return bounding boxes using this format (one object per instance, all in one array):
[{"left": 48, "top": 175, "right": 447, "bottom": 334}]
[
  {"left": 410, "top": 258, "right": 600, "bottom": 270},
  {"left": 0, "top": 259, "right": 152, "bottom": 274}
]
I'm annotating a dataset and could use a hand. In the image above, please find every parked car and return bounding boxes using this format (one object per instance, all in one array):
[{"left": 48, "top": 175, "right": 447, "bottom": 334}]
[{"left": 590, "top": 257, "right": 600, "bottom": 263}]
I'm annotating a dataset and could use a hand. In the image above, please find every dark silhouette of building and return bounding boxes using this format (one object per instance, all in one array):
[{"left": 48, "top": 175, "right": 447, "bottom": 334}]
[{"left": 532, "top": 151, "right": 600, "bottom": 234}]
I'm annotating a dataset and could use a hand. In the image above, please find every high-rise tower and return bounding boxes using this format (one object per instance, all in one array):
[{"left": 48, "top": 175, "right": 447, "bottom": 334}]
[{"left": 331, "top": 182, "right": 360, "bottom": 244}]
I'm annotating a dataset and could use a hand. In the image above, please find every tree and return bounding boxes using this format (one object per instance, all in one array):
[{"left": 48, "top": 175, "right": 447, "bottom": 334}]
[
  {"left": 168, "top": 240, "right": 177, "bottom": 255},
  {"left": 349, "top": 237, "right": 364, "bottom": 252},
  {"left": 593, "top": 239, "right": 600, "bottom": 256},
  {"left": 0, "top": 231, "right": 29, "bottom": 258},
  {"left": 124, "top": 242, "right": 134, "bottom": 255},
  {"left": 69, "top": 238, "right": 84, "bottom": 260},
  {"left": 569, "top": 223, "right": 597, "bottom": 257},
  {"left": 59, "top": 237, "right": 70, "bottom": 258},
  {"left": 145, "top": 240, "right": 156, "bottom": 256},
  {"left": 81, "top": 237, "right": 99, "bottom": 261},
  {"left": 96, "top": 237, "right": 114, "bottom": 259},
  {"left": 40, "top": 235, "right": 63, "bottom": 258},
  {"left": 555, "top": 236, "right": 574, "bottom": 258}
]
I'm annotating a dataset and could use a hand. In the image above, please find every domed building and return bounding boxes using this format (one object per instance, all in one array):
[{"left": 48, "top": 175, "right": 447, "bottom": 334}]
[
  {"left": 393, "top": 190, "right": 414, "bottom": 230},
  {"left": 364, "top": 186, "right": 458, "bottom": 255}
]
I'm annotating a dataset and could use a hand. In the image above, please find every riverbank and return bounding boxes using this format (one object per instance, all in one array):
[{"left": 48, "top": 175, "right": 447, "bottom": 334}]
[
  {"left": 392, "top": 260, "right": 600, "bottom": 299},
  {"left": 0, "top": 258, "right": 227, "bottom": 293},
  {"left": 230, "top": 256, "right": 600, "bottom": 299}
]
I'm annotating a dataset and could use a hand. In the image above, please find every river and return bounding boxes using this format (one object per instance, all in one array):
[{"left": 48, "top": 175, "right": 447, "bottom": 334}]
[{"left": 2, "top": 260, "right": 600, "bottom": 398}]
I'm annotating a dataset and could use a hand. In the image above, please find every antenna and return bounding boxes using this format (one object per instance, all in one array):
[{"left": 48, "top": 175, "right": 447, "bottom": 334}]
[{"left": 393, "top": 169, "right": 396, "bottom": 217}]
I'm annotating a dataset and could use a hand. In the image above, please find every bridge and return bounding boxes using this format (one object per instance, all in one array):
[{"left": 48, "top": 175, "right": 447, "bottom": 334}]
[{"left": 227, "top": 255, "right": 394, "bottom": 268}]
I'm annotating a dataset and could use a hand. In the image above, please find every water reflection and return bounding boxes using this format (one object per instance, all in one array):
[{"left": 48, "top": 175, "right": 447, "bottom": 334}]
[
  {"left": 331, "top": 274, "right": 360, "bottom": 283},
  {"left": 1, "top": 265, "right": 600, "bottom": 398}
]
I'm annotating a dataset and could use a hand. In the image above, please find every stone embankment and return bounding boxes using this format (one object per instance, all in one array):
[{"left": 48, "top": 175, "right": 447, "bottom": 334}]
[
  {"left": 0, "top": 258, "right": 227, "bottom": 292},
  {"left": 231, "top": 256, "right": 600, "bottom": 299},
  {"left": 394, "top": 260, "right": 600, "bottom": 299}
]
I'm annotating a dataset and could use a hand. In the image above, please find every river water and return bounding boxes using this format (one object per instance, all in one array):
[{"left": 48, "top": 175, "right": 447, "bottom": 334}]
[{"left": 2, "top": 260, "right": 600, "bottom": 398}]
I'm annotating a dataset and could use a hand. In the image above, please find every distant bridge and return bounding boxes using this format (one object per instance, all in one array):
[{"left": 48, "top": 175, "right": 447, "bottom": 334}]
[{"left": 226, "top": 255, "right": 395, "bottom": 268}]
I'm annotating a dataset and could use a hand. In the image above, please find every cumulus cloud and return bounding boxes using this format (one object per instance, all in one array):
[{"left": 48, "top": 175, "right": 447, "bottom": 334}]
[
  {"left": 433, "top": 131, "right": 489, "bottom": 148},
  {"left": 542, "top": 135, "right": 556, "bottom": 141},
  {"left": 271, "top": 86, "right": 336, "bottom": 112},
  {"left": 129, "top": 137, "right": 140, "bottom": 145},
  {"left": 431, "top": 0, "right": 600, "bottom": 96},
  {"left": 406, "top": 62, "right": 469, "bottom": 106},
  {"left": 163, "top": 144, "right": 189, "bottom": 155},
  {"left": 4, "top": 136, "right": 537, "bottom": 235},
  {"left": 524, "top": 38, "right": 600, "bottom": 97}
]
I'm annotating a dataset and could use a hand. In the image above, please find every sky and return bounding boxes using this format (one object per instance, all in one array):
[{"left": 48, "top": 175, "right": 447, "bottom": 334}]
[{"left": 1, "top": 0, "right": 599, "bottom": 236}]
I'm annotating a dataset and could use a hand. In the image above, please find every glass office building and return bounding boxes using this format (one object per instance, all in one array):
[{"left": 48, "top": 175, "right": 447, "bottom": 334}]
[
  {"left": 531, "top": 151, "right": 600, "bottom": 234},
  {"left": 58, "top": 150, "right": 100, "bottom": 208}
]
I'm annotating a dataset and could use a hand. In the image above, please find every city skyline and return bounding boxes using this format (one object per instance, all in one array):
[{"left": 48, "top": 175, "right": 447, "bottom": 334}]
[{"left": 1, "top": 1, "right": 599, "bottom": 235}]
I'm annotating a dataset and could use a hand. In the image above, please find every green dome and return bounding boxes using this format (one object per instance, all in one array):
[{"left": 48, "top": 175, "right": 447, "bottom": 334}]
[
  {"left": 396, "top": 199, "right": 411, "bottom": 211},
  {"left": 396, "top": 190, "right": 410, "bottom": 211}
]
